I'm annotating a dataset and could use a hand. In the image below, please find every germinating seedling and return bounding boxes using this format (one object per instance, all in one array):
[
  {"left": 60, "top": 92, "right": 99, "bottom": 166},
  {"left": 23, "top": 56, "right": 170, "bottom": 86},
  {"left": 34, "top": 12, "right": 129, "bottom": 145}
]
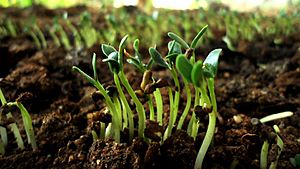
[
  {"left": 0, "top": 88, "right": 37, "bottom": 154},
  {"left": 73, "top": 25, "right": 222, "bottom": 169},
  {"left": 251, "top": 111, "right": 293, "bottom": 169}
]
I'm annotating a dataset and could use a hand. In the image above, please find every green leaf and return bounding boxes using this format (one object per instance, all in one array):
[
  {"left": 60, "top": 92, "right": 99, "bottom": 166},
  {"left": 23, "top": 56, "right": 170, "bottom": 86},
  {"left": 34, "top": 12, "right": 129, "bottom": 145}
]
[
  {"left": 166, "top": 53, "right": 178, "bottom": 64},
  {"left": 203, "top": 49, "right": 222, "bottom": 78},
  {"left": 133, "top": 39, "right": 139, "bottom": 52},
  {"left": 92, "top": 53, "right": 97, "bottom": 80},
  {"left": 119, "top": 34, "right": 129, "bottom": 51},
  {"left": 133, "top": 39, "right": 142, "bottom": 61},
  {"left": 168, "top": 40, "right": 182, "bottom": 55},
  {"left": 72, "top": 66, "right": 97, "bottom": 86},
  {"left": 101, "top": 44, "right": 116, "bottom": 57},
  {"left": 191, "top": 60, "right": 203, "bottom": 87},
  {"left": 191, "top": 25, "right": 208, "bottom": 49},
  {"left": 176, "top": 54, "right": 193, "bottom": 83},
  {"left": 16, "top": 102, "right": 36, "bottom": 150},
  {"left": 126, "top": 58, "right": 145, "bottom": 73},
  {"left": 102, "top": 51, "right": 120, "bottom": 73},
  {"left": 149, "top": 47, "right": 170, "bottom": 69},
  {"left": 167, "top": 32, "right": 189, "bottom": 49}
]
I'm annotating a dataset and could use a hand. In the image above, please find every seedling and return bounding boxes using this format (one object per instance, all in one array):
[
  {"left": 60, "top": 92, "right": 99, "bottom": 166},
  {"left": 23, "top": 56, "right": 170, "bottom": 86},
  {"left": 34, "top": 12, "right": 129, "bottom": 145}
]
[
  {"left": 63, "top": 12, "right": 83, "bottom": 50},
  {"left": 0, "top": 88, "right": 37, "bottom": 153},
  {"left": 79, "top": 12, "right": 98, "bottom": 48},
  {"left": 251, "top": 111, "right": 293, "bottom": 169},
  {"left": 53, "top": 17, "right": 72, "bottom": 51},
  {"left": 148, "top": 25, "right": 222, "bottom": 169}
]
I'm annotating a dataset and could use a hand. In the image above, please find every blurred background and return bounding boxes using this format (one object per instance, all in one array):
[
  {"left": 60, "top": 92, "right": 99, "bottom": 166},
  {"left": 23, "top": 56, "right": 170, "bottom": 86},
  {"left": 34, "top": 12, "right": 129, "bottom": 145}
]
[{"left": 0, "top": 0, "right": 300, "bottom": 11}]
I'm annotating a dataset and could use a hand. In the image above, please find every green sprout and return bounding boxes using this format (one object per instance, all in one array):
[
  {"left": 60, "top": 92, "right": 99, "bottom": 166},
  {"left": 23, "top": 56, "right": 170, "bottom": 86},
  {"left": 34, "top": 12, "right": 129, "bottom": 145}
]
[
  {"left": 73, "top": 35, "right": 147, "bottom": 142},
  {"left": 0, "top": 88, "right": 37, "bottom": 153},
  {"left": 79, "top": 12, "right": 99, "bottom": 48},
  {"left": 53, "top": 17, "right": 72, "bottom": 51},
  {"left": 148, "top": 25, "right": 222, "bottom": 169},
  {"left": 5, "top": 18, "right": 17, "bottom": 37},
  {"left": 63, "top": 12, "right": 83, "bottom": 50},
  {"left": 252, "top": 111, "right": 293, "bottom": 169}
]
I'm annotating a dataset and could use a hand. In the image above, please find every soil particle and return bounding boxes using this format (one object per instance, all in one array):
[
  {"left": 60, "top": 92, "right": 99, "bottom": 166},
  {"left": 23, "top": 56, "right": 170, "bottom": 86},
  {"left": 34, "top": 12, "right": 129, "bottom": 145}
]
[
  {"left": 161, "top": 130, "right": 196, "bottom": 169},
  {"left": 87, "top": 138, "right": 141, "bottom": 169}
]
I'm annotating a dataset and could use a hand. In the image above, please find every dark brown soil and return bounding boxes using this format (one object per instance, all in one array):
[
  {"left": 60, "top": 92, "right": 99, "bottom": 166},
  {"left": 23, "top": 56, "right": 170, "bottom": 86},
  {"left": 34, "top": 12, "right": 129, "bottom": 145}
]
[{"left": 0, "top": 6, "right": 300, "bottom": 169}]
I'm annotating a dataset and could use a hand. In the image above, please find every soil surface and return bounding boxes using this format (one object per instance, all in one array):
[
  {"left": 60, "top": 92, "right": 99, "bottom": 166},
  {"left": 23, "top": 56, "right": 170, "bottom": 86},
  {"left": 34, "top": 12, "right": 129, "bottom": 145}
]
[{"left": 0, "top": 6, "right": 300, "bottom": 169}]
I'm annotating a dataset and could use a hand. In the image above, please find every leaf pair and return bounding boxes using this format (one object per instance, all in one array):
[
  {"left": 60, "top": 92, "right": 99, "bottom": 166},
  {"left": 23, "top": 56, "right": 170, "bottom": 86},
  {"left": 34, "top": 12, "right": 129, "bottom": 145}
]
[
  {"left": 102, "top": 44, "right": 119, "bottom": 73},
  {"left": 176, "top": 49, "right": 222, "bottom": 87},
  {"left": 126, "top": 39, "right": 149, "bottom": 73},
  {"left": 168, "top": 25, "right": 208, "bottom": 50},
  {"left": 101, "top": 35, "right": 129, "bottom": 74}
]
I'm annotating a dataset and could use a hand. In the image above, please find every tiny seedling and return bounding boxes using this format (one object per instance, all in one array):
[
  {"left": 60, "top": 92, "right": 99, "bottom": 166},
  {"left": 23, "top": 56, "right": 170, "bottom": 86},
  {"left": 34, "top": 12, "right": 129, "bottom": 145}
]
[
  {"left": 0, "top": 88, "right": 37, "bottom": 153},
  {"left": 252, "top": 111, "right": 293, "bottom": 169}
]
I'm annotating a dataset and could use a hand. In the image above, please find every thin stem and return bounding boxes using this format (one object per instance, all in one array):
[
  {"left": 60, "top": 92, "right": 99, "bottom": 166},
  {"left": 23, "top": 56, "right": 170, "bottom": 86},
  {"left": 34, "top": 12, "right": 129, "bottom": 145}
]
[
  {"left": 6, "top": 102, "right": 37, "bottom": 150},
  {"left": 194, "top": 110, "right": 216, "bottom": 169},
  {"left": 154, "top": 89, "right": 163, "bottom": 125},
  {"left": 2, "top": 85, "right": 23, "bottom": 149},
  {"left": 119, "top": 71, "right": 145, "bottom": 139},
  {"left": 177, "top": 79, "right": 192, "bottom": 129},
  {"left": 49, "top": 29, "right": 61, "bottom": 47},
  {"left": 188, "top": 87, "right": 200, "bottom": 137},
  {"left": 94, "top": 81, "right": 121, "bottom": 142},
  {"left": 112, "top": 96, "right": 122, "bottom": 129},
  {"left": 29, "top": 31, "right": 41, "bottom": 49},
  {"left": 164, "top": 68, "right": 181, "bottom": 139},
  {"left": 148, "top": 95, "right": 155, "bottom": 121},
  {"left": 100, "top": 122, "right": 106, "bottom": 139},
  {"left": 114, "top": 74, "right": 134, "bottom": 141},
  {"left": 260, "top": 140, "right": 269, "bottom": 169},
  {"left": 163, "top": 87, "right": 174, "bottom": 141},
  {"left": 207, "top": 78, "right": 217, "bottom": 115}
]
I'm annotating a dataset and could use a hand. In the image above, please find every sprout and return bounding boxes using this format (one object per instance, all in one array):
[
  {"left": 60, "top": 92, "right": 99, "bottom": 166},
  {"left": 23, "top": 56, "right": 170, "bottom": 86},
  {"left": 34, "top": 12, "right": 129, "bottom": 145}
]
[
  {"left": 255, "top": 111, "right": 293, "bottom": 169},
  {"left": 0, "top": 88, "right": 37, "bottom": 152}
]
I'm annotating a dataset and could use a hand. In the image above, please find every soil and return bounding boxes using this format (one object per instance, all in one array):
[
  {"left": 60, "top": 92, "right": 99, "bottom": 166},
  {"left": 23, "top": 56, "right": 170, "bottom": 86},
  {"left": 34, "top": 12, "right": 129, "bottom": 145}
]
[{"left": 0, "top": 6, "right": 300, "bottom": 169}]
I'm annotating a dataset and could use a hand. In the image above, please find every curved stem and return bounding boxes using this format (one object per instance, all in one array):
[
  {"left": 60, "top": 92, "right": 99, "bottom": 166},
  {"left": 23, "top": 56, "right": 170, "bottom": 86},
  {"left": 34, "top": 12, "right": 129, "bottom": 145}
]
[
  {"left": 114, "top": 74, "right": 134, "bottom": 141},
  {"left": 119, "top": 71, "right": 145, "bottom": 139},
  {"left": 165, "top": 68, "right": 180, "bottom": 139},
  {"left": 195, "top": 78, "right": 217, "bottom": 169},
  {"left": 177, "top": 79, "right": 192, "bottom": 129},
  {"left": 94, "top": 82, "right": 121, "bottom": 142},
  {"left": 194, "top": 111, "right": 216, "bottom": 169}
]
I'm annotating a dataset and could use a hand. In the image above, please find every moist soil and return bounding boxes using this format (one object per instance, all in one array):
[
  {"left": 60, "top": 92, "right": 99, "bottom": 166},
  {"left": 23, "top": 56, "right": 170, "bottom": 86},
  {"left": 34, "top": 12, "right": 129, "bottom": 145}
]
[{"left": 0, "top": 6, "right": 300, "bottom": 169}]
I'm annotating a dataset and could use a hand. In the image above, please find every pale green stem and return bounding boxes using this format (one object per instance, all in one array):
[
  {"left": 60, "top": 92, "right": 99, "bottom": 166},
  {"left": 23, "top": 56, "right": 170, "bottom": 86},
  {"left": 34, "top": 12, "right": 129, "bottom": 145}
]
[
  {"left": 194, "top": 110, "right": 216, "bottom": 169},
  {"left": 119, "top": 71, "right": 145, "bottom": 139},
  {"left": 113, "top": 74, "right": 134, "bottom": 141},
  {"left": 100, "top": 122, "right": 106, "bottom": 139},
  {"left": 188, "top": 88, "right": 199, "bottom": 136},
  {"left": 177, "top": 79, "right": 192, "bottom": 129},
  {"left": 29, "top": 31, "right": 41, "bottom": 49},
  {"left": 112, "top": 96, "right": 122, "bottom": 129},
  {"left": 260, "top": 140, "right": 269, "bottom": 169},
  {"left": 49, "top": 30, "right": 61, "bottom": 47},
  {"left": 194, "top": 78, "right": 216, "bottom": 168},
  {"left": 163, "top": 87, "right": 174, "bottom": 141},
  {"left": 148, "top": 95, "right": 155, "bottom": 121},
  {"left": 94, "top": 81, "right": 121, "bottom": 142},
  {"left": 1, "top": 85, "right": 24, "bottom": 150},
  {"left": 34, "top": 25, "right": 47, "bottom": 48},
  {"left": 154, "top": 89, "right": 163, "bottom": 126}
]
